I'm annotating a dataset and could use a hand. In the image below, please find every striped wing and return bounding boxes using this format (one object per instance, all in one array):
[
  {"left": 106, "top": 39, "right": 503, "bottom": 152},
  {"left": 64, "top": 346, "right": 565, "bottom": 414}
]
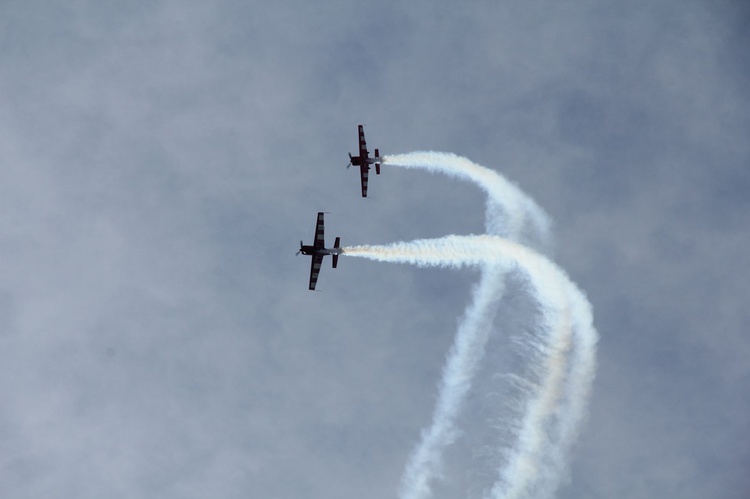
[
  {"left": 360, "top": 165, "right": 369, "bottom": 198},
  {"left": 313, "top": 212, "right": 325, "bottom": 248},
  {"left": 308, "top": 255, "right": 323, "bottom": 290},
  {"left": 358, "top": 125, "right": 368, "bottom": 157}
]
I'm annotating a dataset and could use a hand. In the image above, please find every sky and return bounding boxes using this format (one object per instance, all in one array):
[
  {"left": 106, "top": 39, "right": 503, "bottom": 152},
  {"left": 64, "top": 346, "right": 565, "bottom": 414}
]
[{"left": 1, "top": 1, "right": 749, "bottom": 498}]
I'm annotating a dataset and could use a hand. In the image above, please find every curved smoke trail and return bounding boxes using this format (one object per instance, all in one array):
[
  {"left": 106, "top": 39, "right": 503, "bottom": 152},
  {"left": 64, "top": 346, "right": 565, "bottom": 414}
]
[
  {"left": 345, "top": 153, "right": 597, "bottom": 499},
  {"left": 383, "top": 152, "right": 551, "bottom": 250},
  {"left": 343, "top": 236, "right": 596, "bottom": 499},
  {"left": 382, "top": 152, "right": 553, "bottom": 499}
]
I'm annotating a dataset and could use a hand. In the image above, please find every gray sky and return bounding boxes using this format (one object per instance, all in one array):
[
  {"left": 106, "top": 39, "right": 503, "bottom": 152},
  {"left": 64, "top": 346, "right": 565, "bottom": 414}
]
[{"left": 1, "top": 1, "right": 748, "bottom": 498}]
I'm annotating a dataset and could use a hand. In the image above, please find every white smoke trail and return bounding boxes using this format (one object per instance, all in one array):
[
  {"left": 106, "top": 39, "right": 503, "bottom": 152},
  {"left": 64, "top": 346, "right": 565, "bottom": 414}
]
[
  {"left": 397, "top": 263, "right": 508, "bottom": 499},
  {"left": 343, "top": 235, "right": 597, "bottom": 499},
  {"left": 383, "top": 152, "right": 551, "bottom": 250},
  {"left": 350, "top": 152, "right": 595, "bottom": 498},
  {"left": 374, "top": 150, "right": 552, "bottom": 497}
]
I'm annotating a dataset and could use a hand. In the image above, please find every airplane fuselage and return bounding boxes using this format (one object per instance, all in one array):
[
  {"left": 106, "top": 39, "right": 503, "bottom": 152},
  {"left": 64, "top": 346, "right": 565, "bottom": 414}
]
[
  {"left": 352, "top": 156, "right": 380, "bottom": 166},
  {"left": 300, "top": 245, "right": 341, "bottom": 256},
  {"left": 350, "top": 155, "right": 378, "bottom": 167}
]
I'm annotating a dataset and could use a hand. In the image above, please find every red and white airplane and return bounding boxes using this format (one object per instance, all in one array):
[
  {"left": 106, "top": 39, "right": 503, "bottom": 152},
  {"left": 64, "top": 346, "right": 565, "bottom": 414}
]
[
  {"left": 347, "top": 125, "right": 381, "bottom": 198},
  {"left": 296, "top": 212, "right": 341, "bottom": 290}
]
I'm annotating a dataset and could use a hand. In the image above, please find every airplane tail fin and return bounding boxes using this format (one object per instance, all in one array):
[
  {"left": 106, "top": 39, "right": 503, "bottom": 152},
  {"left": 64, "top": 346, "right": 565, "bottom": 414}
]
[
  {"left": 375, "top": 149, "right": 381, "bottom": 175},
  {"left": 332, "top": 237, "right": 340, "bottom": 268}
]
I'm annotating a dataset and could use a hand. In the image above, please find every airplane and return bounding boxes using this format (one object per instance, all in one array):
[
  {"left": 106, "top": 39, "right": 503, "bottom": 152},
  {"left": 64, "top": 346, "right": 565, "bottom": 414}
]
[
  {"left": 296, "top": 212, "right": 342, "bottom": 290},
  {"left": 347, "top": 125, "right": 381, "bottom": 198}
]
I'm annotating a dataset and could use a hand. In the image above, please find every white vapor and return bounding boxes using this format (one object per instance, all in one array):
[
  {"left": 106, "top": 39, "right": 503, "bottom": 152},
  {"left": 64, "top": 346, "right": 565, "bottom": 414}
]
[
  {"left": 343, "top": 236, "right": 596, "bottom": 499},
  {"left": 383, "top": 152, "right": 551, "bottom": 250},
  {"left": 344, "top": 152, "right": 596, "bottom": 499},
  {"left": 379, "top": 152, "right": 555, "bottom": 498}
]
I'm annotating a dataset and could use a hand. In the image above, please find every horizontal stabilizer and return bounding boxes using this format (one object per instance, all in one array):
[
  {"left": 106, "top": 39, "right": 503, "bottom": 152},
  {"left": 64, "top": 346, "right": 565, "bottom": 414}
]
[
  {"left": 333, "top": 237, "right": 341, "bottom": 268},
  {"left": 375, "top": 149, "right": 381, "bottom": 174}
]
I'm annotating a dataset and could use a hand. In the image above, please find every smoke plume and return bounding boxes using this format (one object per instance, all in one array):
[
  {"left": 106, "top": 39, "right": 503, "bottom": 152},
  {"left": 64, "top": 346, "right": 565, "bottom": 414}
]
[{"left": 343, "top": 153, "right": 597, "bottom": 499}]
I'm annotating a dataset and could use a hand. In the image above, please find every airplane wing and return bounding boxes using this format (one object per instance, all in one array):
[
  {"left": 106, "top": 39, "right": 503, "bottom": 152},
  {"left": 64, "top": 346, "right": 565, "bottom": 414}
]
[
  {"left": 358, "top": 125, "right": 368, "bottom": 158},
  {"left": 313, "top": 212, "right": 325, "bottom": 248},
  {"left": 360, "top": 165, "right": 369, "bottom": 198},
  {"left": 308, "top": 254, "right": 323, "bottom": 290}
]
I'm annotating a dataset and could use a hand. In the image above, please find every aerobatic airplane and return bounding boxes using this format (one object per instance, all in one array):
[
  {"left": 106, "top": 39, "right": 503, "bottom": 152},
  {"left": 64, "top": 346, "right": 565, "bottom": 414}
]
[
  {"left": 296, "top": 212, "right": 342, "bottom": 290},
  {"left": 347, "top": 125, "right": 381, "bottom": 198}
]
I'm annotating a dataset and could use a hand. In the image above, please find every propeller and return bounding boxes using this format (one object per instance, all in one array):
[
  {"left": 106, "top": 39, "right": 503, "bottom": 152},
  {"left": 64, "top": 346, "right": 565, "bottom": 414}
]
[
  {"left": 346, "top": 152, "right": 353, "bottom": 169},
  {"left": 295, "top": 240, "right": 303, "bottom": 256}
]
